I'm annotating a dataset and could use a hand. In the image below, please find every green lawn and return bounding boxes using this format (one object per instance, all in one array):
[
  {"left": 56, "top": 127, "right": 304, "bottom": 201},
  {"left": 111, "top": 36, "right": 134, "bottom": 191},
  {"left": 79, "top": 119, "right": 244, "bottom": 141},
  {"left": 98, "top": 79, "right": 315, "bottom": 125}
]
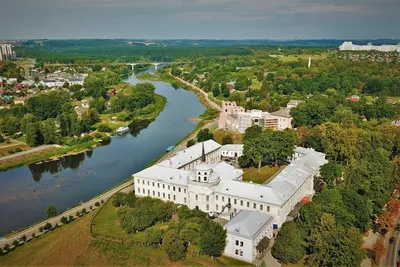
[
  {"left": 242, "top": 166, "right": 282, "bottom": 184},
  {"left": 251, "top": 79, "right": 261, "bottom": 90}
]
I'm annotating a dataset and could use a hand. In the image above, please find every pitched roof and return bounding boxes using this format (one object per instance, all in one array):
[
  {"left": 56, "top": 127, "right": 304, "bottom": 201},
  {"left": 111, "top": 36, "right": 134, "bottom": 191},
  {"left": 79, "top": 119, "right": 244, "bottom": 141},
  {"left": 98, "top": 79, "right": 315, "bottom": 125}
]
[
  {"left": 157, "top": 140, "right": 221, "bottom": 169},
  {"left": 133, "top": 165, "right": 192, "bottom": 186},
  {"left": 271, "top": 107, "right": 292, "bottom": 118},
  {"left": 221, "top": 144, "right": 244, "bottom": 152},
  {"left": 224, "top": 210, "right": 273, "bottom": 239}
]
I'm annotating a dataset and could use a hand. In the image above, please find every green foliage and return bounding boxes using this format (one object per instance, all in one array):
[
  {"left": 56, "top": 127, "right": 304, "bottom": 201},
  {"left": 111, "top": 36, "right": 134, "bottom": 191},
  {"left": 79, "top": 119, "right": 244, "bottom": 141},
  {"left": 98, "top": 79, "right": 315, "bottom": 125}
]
[
  {"left": 45, "top": 205, "right": 57, "bottom": 218},
  {"left": 26, "top": 92, "right": 69, "bottom": 120},
  {"left": 163, "top": 229, "right": 187, "bottom": 261},
  {"left": 307, "top": 213, "right": 364, "bottom": 267},
  {"left": 199, "top": 220, "right": 227, "bottom": 257},
  {"left": 145, "top": 228, "right": 164, "bottom": 247},
  {"left": 196, "top": 128, "right": 213, "bottom": 142},
  {"left": 221, "top": 135, "right": 233, "bottom": 145},
  {"left": 97, "top": 123, "right": 112, "bottom": 132},
  {"left": 187, "top": 139, "right": 196, "bottom": 148},
  {"left": 320, "top": 162, "right": 343, "bottom": 188},
  {"left": 176, "top": 205, "right": 207, "bottom": 220},
  {"left": 60, "top": 216, "right": 68, "bottom": 224},
  {"left": 43, "top": 222, "right": 52, "bottom": 231},
  {"left": 271, "top": 221, "right": 305, "bottom": 264},
  {"left": 111, "top": 192, "right": 136, "bottom": 208}
]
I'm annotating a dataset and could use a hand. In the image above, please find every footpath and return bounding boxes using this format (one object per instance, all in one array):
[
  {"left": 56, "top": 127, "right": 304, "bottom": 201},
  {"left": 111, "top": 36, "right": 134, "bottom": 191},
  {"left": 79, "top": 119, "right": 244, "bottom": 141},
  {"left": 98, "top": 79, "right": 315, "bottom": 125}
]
[{"left": 0, "top": 71, "right": 222, "bottom": 252}]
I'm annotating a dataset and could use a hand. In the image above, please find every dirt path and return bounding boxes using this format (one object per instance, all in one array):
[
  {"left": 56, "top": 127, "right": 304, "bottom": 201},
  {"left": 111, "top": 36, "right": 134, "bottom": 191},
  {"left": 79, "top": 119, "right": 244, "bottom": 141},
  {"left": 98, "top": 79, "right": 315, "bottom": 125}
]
[{"left": 0, "top": 145, "right": 59, "bottom": 162}]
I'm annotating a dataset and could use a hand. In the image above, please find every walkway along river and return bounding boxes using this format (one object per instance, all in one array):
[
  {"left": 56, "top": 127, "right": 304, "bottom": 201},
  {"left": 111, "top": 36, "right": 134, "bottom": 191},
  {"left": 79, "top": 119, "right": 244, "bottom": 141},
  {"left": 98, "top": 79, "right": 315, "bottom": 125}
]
[{"left": 0, "top": 69, "right": 206, "bottom": 237}]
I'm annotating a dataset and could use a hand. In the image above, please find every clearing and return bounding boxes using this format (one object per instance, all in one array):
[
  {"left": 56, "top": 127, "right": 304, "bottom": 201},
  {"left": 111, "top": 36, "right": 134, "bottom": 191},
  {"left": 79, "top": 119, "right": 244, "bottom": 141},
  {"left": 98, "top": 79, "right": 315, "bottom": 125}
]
[
  {"left": 279, "top": 53, "right": 328, "bottom": 62},
  {"left": 213, "top": 129, "right": 244, "bottom": 144},
  {"left": 0, "top": 139, "right": 31, "bottom": 157},
  {"left": 242, "top": 166, "right": 282, "bottom": 184}
]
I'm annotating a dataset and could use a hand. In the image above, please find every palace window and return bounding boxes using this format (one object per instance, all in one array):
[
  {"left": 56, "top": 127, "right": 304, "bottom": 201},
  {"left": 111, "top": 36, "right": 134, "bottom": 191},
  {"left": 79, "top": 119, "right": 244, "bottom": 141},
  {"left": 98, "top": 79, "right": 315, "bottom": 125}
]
[
  {"left": 137, "top": 188, "right": 140, "bottom": 193},
  {"left": 178, "top": 187, "right": 181, "bottom": 193},
  {"left": 206, "top": 195, "right": 209, "bottom": 201},
  {"left": 173, "top": 195, "right": 176, "bottom": 200},
  {"left": 204, "top": 177, "right": 207, "bottom": 181},
  {"left": 235, "top": 249, "right": 239, "bottom": 255},
  {"left": 240, "top": 250, "right": 243, "bottom": 256},
  {"left": 142, "top": 180, "right": 144, "bottom": 185},
  {"left": 163, "top": 193, "right": 165, "bottom": 198},
  {"left": 253, "top": 203, "right": 256, "bottom": 209},
  {"left": 168, "top": 194, "right": 170, "bottom": 200},
  {"left": 173, "top": 186, "right": 175, "bottom": 191},
  {"left": 147, "top": 190, "right": 150, "bottom": 195},
  {"left": 137, "top": 179, "right": 140, "bottom": 184},
  {"left": 240, "top": 200, "right": 243, "bottom": 206},
  {"left": 267, "top": 206, "right": 270, "bottom": 212},
  {"left": 247, "top": 201, "right": 250, "bottom": 207},
  {"left": 195, "top": 194, "right": 198, "bottom": 200},
  {"left": 184, "top": 197, "right": 186, "bottom": 203},
  {"left": 168, "top": 185, "right": 170, "bottom": 190},
  {"left": 216, "top": 204, "right": 219, "bottom": 210},
  {"left": 158, "top": 192, "right": 160, "bottom": 197},
  {"left": 240, "top": 241, "right": 243, "bottom": 247},
  {"left": 204, "top": 172, "right": 207, "bottom": 175},
  {"left": 152, "top": 182, "right": 154, "bottom": 186},
  {"left": 152, "top": 191, "right": 155, "bottom": 196},
  {"left": 206, "top": 204, "right": 209, "bottom": 211},
  {"left": 163, "top": 184, "right": 165, "bottom": 189},
  {"left": 157, "top": 183, "right": 160, "bottom": 188},
  {"left": 147, "top": 181, "right": 149, "bottom": 185},
  {"left": 236, "top": 240, "right": 239, "bottom": 246},
  {"left": 216, "top": 195, "right": 219, "bottom": 201},
  {"left": 234, "top": 199, "right": 237, "bottom": 205},
  {"left": 184, "top": 188, "right": 186, "bottom": 193},
  {"left": 222, "top": 196, "right": 225, "bottom": 202},
  {"left": 260, "top": 204, "right": 263, "bottom": 211}
]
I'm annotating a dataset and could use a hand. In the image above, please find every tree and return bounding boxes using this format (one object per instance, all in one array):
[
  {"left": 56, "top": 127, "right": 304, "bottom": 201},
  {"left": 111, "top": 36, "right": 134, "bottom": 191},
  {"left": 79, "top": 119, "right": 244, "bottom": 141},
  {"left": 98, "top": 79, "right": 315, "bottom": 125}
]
[
  {"left": 25, "top": 122, "right": 43, "bottom": 147},
  {"left": 371, "top": 240, "right": 386, "bottom": 264},
  {"left": 222, "top": 135, "right": 233, "bottom": 145},
  {"left": 271, "top": 221, "right": 305, "bottom": 264},
  {"left": 45, "top": 205, "right": 57, "bottom": 218},
  {"left": 197, "top": 128, "right": 213, "bottom": 142},
  {"left": 40, "top": 119, "right": 60, "bottom": 144},
  {"left": 307, "top": 213, "right": 364, "bottom": 267},
  {"left": 212, "top": 86, "right": 220, "bottom": 97},
  {"left": 90, "top": 97, "right": 106, "bottom": 114},
  {"left": 199, "top": 220, "right": 227, "bottom": 257},
  {"left": 320, "top": 162, "right": 343, "bottom": 188},
  {"left": 60, "top": 216, "right": 68, "bottom": 224},
  {"left": 187, "top": 139, "right": 196, "bottom": 148},
  {"left": 163, "top": 229, "right": 187, "bottom": 261},
  {"left": 145, "top": 228, "right": 164, "bottom": 247}
]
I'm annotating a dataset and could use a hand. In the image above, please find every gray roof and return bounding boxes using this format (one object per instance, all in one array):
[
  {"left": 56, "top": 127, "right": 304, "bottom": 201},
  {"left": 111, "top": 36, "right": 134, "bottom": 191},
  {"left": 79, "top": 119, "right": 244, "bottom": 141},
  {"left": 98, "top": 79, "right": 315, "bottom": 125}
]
[
  {"left": 133, "top": 165, "right": 191, "bottom": 186},
  {"left": 271, "top": 107, "right": 292, "bottom": 118},
  {"left": 157, "top": 140, "right": 221, "bottom": 169},
  {"left": 224, "top": 210, "right": 274, "bottom": 239},
  {"left": 221, "top": 144, "right": 244, "bottom": 152}
]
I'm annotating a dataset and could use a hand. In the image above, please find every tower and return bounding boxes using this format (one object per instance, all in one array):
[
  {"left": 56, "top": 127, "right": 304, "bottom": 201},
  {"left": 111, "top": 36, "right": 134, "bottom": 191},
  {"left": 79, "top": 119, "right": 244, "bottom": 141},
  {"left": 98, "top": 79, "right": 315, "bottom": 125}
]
[
  {"left": 308, "top": 56, "right": 311, "bottom": 68},
  {"left": 201, "top": 141, "right": 206, "bottom": 163}
]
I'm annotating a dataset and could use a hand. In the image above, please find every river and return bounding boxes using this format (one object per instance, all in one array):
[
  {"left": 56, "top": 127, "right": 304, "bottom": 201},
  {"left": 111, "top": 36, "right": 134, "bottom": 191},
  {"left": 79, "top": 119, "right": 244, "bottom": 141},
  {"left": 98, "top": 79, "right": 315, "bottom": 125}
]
[{"left": 0, "top": 69, "right": 205, "bottom": 237}]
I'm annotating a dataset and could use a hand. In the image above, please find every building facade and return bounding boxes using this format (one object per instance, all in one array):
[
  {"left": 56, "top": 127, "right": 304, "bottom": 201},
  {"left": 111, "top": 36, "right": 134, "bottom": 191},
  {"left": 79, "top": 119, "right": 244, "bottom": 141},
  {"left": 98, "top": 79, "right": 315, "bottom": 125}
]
[
  {"left": 339, "top": 41, "right": 400, "bottom": 52},
  {"left": 218, "top": 101, "right": 295, "bottom": 133},
  {"left": 221, "top": 144, "right": 244, "bottom": 158},
  {"left": 133, "top": 140, "right": 327, "bottom": 228},
  {"left": 224, "top": 210, "right": 274, "bottom": 262},
  {"left": 0, "top": 44, "right": 16, "bottom": 61}
]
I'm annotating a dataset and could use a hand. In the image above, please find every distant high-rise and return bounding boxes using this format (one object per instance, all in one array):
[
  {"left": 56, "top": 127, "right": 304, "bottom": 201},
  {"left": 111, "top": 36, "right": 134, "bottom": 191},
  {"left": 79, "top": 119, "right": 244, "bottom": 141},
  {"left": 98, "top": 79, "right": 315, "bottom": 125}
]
[
  {"left": 339, "top": 41, "right": 400, "bottom": 52},
  {"left": 0, "top": 43, "right": 17, "bottom": 61}
]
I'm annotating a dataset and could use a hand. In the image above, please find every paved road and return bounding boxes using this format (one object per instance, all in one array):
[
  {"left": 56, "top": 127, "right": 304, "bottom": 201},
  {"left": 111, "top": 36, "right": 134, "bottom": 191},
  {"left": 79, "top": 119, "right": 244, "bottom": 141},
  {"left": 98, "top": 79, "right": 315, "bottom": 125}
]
[
  {"left": 169, "top": 72, "right": 222, "bottom": 112},
  {"left": 0, "top": 144, "right": 59, "bottom": 162},
  {"left": 382, "top": 216, "right": 400, "bottom": 267},
  {"left": 0, "top": 72, "right": 221, "bottom": 251},
  {"left": 0, "top": 181, "right": 134, "bottom": 249}
]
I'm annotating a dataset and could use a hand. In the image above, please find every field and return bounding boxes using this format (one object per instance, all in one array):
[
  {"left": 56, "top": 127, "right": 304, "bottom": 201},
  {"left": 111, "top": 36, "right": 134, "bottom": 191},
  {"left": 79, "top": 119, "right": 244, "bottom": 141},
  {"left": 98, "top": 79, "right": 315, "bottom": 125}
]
[
  {"left": 213, "top": 129, "right": 244, "bottom": 144},
  {"left": 279, "top": 53, "right": 328, "bottom": 62},
  {"left": 0, "top": 212, "right": 95, "bottom": 266},
  {"left": 0, "top": 139, "right": 31, "bottom": 157},
  {"left": 242, "top": 166, "right": 282, "bottom": 184}
]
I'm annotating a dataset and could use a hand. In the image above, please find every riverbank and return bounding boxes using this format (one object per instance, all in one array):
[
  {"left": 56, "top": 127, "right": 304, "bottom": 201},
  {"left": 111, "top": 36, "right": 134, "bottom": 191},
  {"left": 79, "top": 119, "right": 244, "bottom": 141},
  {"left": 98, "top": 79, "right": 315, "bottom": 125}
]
[
  {"left": 0, "top": 140, "right": 98, "bottom": 172},
  {"left": 0, "top": 94, "right": 167, "bottom": 173}
]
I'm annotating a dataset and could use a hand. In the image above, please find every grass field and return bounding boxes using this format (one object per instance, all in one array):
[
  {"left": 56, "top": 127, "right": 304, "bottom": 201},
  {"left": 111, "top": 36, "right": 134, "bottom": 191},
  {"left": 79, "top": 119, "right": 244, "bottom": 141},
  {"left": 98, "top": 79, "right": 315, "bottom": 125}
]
[
  {"left": 0, "top": 212, "right": 95, "bottom": 266},
  {"left": 0, "top": 139, "right": 31, "bottom": 157},
  {"left": 251, "top": 79, "right": 262, "bottom": 90},
  {"left": 242, "top": 166, "right": 282, "bottom": 184},
  {"left": 90, "top": 200, "right": 252, "bottom": 266},
  {"left": 213, "top": 129, "right": 244, "bottom": 144},
  {"left": 279, "top": 54, "right": 328, "bottom": 62}
]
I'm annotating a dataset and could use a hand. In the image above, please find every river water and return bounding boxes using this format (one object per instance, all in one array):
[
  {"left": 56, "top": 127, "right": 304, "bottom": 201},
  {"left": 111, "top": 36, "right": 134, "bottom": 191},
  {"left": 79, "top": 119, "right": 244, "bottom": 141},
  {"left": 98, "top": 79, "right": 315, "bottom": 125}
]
[{"left": 0, "top": 69, "right": 205, "bottom": 236}]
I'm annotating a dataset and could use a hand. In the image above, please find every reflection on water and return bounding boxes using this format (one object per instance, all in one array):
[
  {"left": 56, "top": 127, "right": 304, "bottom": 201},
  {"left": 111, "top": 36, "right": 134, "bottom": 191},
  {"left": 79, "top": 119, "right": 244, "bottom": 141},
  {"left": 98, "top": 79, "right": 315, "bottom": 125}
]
[{"left": 0, "top": 69, "right": 206, "bottom": 236}]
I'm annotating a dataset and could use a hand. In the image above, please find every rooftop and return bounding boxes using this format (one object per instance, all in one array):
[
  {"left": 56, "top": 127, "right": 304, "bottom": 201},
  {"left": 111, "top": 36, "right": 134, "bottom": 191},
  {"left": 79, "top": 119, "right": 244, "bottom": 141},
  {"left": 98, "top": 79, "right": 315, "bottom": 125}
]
[
  {"left": 271, "top": 107, "right": 292, "bottom": 118},
  {"left": 221, "top": 144, "right": 244, "bottom": 152},
  {"left": 157, "top": 140, "right": 221, "bottom": 169},
  {"left": 224, "top": 210, "right": 273, "bottom": 239},
  {"left": 133, "top": 165, "right": 192, "bottom": 186}
]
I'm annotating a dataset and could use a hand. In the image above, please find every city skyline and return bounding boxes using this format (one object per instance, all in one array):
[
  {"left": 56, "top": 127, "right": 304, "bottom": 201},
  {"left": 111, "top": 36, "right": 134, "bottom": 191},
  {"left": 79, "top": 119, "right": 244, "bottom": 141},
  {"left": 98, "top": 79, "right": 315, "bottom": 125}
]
[{"left": 1, "top": 0, "right": 399, "bottom": 40}]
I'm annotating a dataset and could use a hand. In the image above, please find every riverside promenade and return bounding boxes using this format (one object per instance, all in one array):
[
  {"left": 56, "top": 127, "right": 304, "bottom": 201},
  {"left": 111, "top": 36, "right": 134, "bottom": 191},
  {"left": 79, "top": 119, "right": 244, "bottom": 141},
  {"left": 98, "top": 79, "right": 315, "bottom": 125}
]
[{"left": 0, "top": 71, "right": 222, "bottom": 251}]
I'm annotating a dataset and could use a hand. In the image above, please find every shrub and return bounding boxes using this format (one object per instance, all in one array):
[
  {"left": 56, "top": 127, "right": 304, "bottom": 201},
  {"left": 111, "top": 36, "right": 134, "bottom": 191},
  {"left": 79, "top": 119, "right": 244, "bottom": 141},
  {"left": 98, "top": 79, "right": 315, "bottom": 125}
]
[
  {"left": 97, "top": 124, "right": 112, "bottom": 132},
  {"left": 44, "top": 222, "right": 52, "bottom": 231},
  {"left": 60, "top": 216, "right": 68, "bottom": 224},
  {"left": 12, "top": 240, "right": 19, "bottom": 247},
  {"left": 21, "top": 235, "right": 27, "bottom": 242},
  {"left": 93, "top": 132, "right": 103, "bottom": 139},
  {"left": 69, "top": 215, "right": 74, "bottom": 221},
  {"left": 187, "top": 139, "right": 196, "bottom": 148},
  {"left": 76, "top": 211, "right": 80, "bottom": 217},
  {"left": 31, "top": 233, "right": 36, "bottom": 239},
  {"left": 39, "top": 226, "right": 44, "bottom": 232},
  {"left": 222, "top": 135, "right": 233, "bottom": 145},
  {"left": 95, "top": 202, "right": 100, "bottom": 207},
  {"left": 90, "top": 206, "right": 93, "bottom": 210},
  {"left": 0, "top": 248, "right": 4, "bottom": 256},
  {"left": 14, "top": 147, "right": 23, "bottom": 153},
  {"left": 101, "top": 200, "right": 104, "bottom": 204},
  {"left": 81, "top": 208, "right": 87, "bottom": 214},
  {"left": 3, "top": 244, "right": 10, "bottom": 252}
]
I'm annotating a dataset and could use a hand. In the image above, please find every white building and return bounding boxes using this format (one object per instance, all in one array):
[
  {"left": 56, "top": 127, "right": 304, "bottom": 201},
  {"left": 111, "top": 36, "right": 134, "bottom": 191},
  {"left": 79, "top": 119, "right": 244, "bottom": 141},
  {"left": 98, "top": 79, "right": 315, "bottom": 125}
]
[
  {"left": 40, "top": 79, "right": 65, "bottom": 87},
  {"left": 221, "top": 144, "right": 244, "bottom": 158},
  {"left": 67, "top": 77, "right": 84, "bottom": 86},
  {"left": 224, "top": 210, "right": 274, "bottom": 262},
  {"left": 218, "top": 101, "right": 293, "bottom": 133},
  {"left": 0, "top": 43, "right": 16, "bottom": 61},
  {"left": 339, "top": 41, "right": 400, "bottom": 52},
  {"left": 133, "top": 140, "right": 327, "bottom": 228}
]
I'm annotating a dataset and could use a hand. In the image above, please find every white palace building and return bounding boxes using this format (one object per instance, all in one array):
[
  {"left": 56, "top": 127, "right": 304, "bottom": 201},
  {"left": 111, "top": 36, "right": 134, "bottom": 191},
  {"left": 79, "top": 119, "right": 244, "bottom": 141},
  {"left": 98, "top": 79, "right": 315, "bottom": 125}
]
[{"left": 133, "top": 140, "right": 327, "bottom": 262}]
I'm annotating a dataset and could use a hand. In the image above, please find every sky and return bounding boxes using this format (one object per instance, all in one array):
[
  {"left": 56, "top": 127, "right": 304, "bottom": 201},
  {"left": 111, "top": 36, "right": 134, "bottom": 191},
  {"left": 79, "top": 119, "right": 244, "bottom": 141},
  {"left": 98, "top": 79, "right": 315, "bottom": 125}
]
[{"left": 0, "top": 0, "right": 399, "bottom": 40}]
